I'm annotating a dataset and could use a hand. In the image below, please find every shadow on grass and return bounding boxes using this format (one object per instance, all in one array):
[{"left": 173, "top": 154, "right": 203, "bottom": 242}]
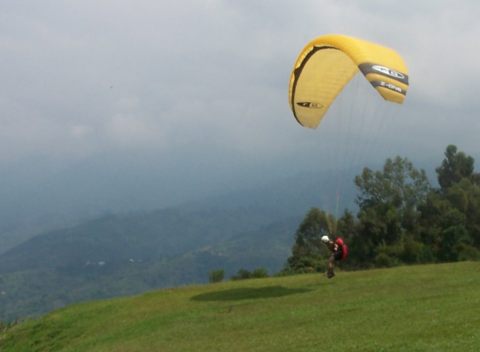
[{"left": 191, "top": 286, "right": 312, "bottom": 302}]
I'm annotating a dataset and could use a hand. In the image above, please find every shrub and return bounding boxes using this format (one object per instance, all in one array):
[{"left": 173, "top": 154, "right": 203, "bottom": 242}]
[
  {"left": 374, "top": 252, "right": 399, "bottom": 268},
  {"left": 208, "top": 269, "right": 224, "bottom": 283},
  {"left": 231, "top": 269, "right": 251, "bottom": 280},
  {"left": 251, "top": 268, "right": 269, "bottom": 278},
  {"left": 458, "top": 244, "right": 480, "bottom": 261}
]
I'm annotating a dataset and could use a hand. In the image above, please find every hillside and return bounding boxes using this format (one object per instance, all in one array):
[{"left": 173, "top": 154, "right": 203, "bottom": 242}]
[
  {"left": 0, "top": 166, "right": 360, "bottom": 321},
  {"left": 1, "top": 262, "right": 479, "bottom": 351},
  {"left": 0, "top": 208, "right": 298, "bottom": 321}
]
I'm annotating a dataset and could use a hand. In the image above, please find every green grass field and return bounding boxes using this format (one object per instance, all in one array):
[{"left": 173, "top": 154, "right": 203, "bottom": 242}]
[{"left": 1, "top": 261, "right": 479, "bottom": 351}]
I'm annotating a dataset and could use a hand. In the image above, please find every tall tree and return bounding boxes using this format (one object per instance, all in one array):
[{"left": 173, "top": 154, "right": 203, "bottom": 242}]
[
  {"left": 355, "top": 157, "right": 431, "bottom": 237},
  {"left": 436, "top": 145, "right": 475, "bottom": 190},
  {"left": 419, "top": 178, "right": 480, "bottom": 261},
  {"left": 285, "top": 208, "right": 335, "bottom": 273},
  {"left": 352, "top": 156, "right": 431, "bottom": 266},
  {"left": 423, "top": 146, "right": 480, "bottom": 258}
]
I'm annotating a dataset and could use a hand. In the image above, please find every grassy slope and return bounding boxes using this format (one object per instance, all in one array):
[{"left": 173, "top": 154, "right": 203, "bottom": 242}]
[{"left": 1, "top": 262, "right": 479, "bottom": 352}]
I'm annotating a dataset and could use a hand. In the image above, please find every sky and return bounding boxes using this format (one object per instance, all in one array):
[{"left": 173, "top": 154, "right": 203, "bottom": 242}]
[{"left": 1, "top": 1, "right": 480, "bottom": 224}]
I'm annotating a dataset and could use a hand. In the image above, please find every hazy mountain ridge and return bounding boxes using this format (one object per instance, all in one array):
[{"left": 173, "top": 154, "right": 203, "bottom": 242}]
[{"left": 0, "top": 208, "right": 298, "bottom": 321}]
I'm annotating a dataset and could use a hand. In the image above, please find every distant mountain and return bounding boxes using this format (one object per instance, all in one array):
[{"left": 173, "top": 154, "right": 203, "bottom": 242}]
[
  {"left": 0, "top": 208, "right": 298, "bottom": 321},
  {"left": 0, "top": 168, "right": 359, "bottom": 321},
  {"left": 0, "top": 154, "right": 357, "bottom": 255}
]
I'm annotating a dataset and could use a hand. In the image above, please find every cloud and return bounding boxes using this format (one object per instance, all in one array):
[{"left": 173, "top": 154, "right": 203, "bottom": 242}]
[{"left": 0, "top": 0, "right": 479, "bottom": 168}]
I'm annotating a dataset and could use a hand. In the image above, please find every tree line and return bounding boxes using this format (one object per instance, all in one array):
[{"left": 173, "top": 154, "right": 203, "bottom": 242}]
[{"left": 285, "top": 145, "right": 480, "bottom": 273}]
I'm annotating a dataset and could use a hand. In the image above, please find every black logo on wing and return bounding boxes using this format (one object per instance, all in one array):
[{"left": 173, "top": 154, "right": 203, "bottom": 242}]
[{"left": 296, "top": 102, "right": 323, "bottom": 109}]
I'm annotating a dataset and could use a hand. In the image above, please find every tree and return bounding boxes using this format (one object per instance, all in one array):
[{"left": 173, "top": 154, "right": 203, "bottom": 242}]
[
  {"left": 436, "top": 145, "right": 475, "bottom": 190},
  {"left": 251, "top": 268, "right": 269, "bottom": 278},
  {"left": 284, "top": 208, "right": 334, "bottom": 273},
  {"left": 231, "top": 269, "right": 251, "bottom": 280},
  {"left": 419, "top": 178, "right": 480, "bottom": 261},
  {"left": 336, "top": 210, "right": 356, "bottom": 241},
  {"left": 208, "top": 269, "right": 224, "bottom": 283},
  {"left": 352, "top": 156, "right": 431, "bottom": 266},
  {"left": 419, "top": 146, "right": 480, "bottom": 262},
  {"left": 440, "top": 151, "right": 480, "bottom": 248}
]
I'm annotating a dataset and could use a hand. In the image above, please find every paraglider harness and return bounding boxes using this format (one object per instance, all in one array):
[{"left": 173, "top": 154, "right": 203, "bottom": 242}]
[{"left": 333, "top": 237, "right": 348, "bottom": 261}]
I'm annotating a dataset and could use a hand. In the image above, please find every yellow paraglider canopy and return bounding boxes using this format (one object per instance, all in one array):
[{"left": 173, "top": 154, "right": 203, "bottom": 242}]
[{"left": 288, "top": 34, "right": 409, "bottom": 128}]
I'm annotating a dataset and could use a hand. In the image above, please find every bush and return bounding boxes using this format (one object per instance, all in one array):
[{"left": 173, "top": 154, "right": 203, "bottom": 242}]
[
  {"left": 208, "top": 269, "right": 224, "bottom": 283},
  {"left": 374, "top": 252, "right": 399, "bottom": 268},
  {"left": 284, "top": 255, "right": 326, "bottom": 274},
  {"left": 231, "top": 269, "right": 251, "bottom": 280},
  {"left": 251, "top": 268, "right": 269, "bottom": 278},
  {"left": 458, "top": 244, "right": 480, "bottom": 261},
  {"left": 231, "top": 268, "right": 269, "bottom": 280},
  {"left": 0, "top": 319, "right": 19, "bottom": 333},
  {"left": 400, "top": 236, "right": 424, "bottom": 264}
]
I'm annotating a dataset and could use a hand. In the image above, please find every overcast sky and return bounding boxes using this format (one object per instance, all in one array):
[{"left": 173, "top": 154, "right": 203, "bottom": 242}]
[{"left": 1, "top": 1, "right": 480, "bottom": 216}]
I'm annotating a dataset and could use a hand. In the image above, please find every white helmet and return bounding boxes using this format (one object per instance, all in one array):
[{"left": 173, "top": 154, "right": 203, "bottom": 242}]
[{"left": 321, "top": 235, "right": 330, "bottom": 243}]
